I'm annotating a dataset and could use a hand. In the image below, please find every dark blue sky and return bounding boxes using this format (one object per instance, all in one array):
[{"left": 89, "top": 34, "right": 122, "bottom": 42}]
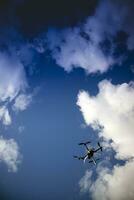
[{"left": 0, "top": 0, "right": 134, "bottom": 200}]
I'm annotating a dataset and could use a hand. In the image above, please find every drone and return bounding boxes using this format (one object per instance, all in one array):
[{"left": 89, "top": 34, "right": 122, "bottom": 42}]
[{"left": 74, "top": 141, "right": 103, "bottom": 165}]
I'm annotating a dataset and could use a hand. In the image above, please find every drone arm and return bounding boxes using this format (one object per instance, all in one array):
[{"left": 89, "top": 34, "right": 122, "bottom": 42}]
[
  {"left": 94, "top": 147, "right": 102, "bottom": 152},
  {"left": 84, "top": 144, "right": 89, "bottom": 151},
  {"left": 74, "top": 154, "right": 87, "bottom": 160},
  {"left": 94, "top": 147, "right": 100, "bottom": 152},
  {"left": 92, "top": 157, "right": 96, "bottom": 165}
]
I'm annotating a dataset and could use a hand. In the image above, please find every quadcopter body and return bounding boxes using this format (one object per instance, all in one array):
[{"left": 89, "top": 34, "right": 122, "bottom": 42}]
[{"left": 74, "top": 141, "right": 102, "bottom": 165}]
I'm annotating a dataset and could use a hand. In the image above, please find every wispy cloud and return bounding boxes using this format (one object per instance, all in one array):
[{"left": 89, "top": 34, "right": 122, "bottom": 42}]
[
  {"left": 0, "top": 26, "right": 39, "bottom": 172},
  {"left": 0, "top": 136, "right": 21, "bottom": 172},
  {"left": 88, "top": 0, "right": 134, "bottom": 51},
  {"left": 0, "top": 52, "right": 28, "bottom": 126},
  {"left": 13, "top": 94, "right": 32, "bottom": 112},
  {"left": 77, "top": 80, "right": 134, "bottom": 199},
  {"left": 0, "top": 106, "right": 11, "bottom": 126},
  {"left": 0, "top": 52, "right": 27, "bottom": 102},
  {"left": 0, "top": 50, "right": 33, "bottom": 127},
  {"left": 18, "top": 125, "right": 25, "bottom": 134}
]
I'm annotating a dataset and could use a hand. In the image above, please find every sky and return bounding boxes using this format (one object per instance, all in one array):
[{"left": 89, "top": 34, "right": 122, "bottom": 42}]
[{"left": 0, "top": 0, "right": 134, "bottom": 199}]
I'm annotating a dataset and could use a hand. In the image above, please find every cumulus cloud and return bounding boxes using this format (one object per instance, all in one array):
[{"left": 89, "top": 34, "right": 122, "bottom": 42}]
[
  {"left": 46, "top": 28, "right": 114, "bottom": 74},
  {"left": 77, "top": 80, "right": 134, "bottom": 199},
  {"left": 43, "top": 0, "right": 134, "bottom": 74},
  {"left": 77, "top": 80, "right": 134, "bottom": 159},
  {"left": 0, "top": 136, "right": 21, "bottom": 172},
  {"left": 13, "top": 94, "right": 32, "bottom": 112},
  {"left": 46, "top": 1, "right": 117, "bottom": 74},
  {"left": 80, "top": 160, "right": 134, "bottom": 200}
]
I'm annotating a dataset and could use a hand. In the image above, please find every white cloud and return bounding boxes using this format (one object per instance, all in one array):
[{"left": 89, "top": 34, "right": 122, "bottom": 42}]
[
  {"left": 77, "top": 80, "right": 134, "bottom": 160},
  {"left": 79, "top": 170, "right": 93, "bottom": 193},
  {"left": 0, "top": 106, "right": 11, "bottom": 125},
  {"left": 13, "top": 94, "right": 32, "bottom": 111},
  {"left": 0, "top": 136, "right": 21, "bottom": 172},
  {"left": 46, "top": 1, "right": 117, "bottom": 74},
  {"left": 77, "top": 80, "right": 134, "bottom": 199},
  {"left": 45, "top": 0, "right": 134, "bottom": 75},
  {"left": 47, "top": 26, "right": 114, "bottom": 73},
  {"left": 46, "top": 27, "right": 114, "bottom": 74},
  {"left": 0, "top": 52, "right": 31, "bottom": 126},
  {"left": 80, "top": 160, "right": 134, "bottom": 200},
  {"left": 84, "top": 0, "right": 134, "bottom": 50},
  {"left": 0, "top": 53, "right": 27, "bottom": 102}
]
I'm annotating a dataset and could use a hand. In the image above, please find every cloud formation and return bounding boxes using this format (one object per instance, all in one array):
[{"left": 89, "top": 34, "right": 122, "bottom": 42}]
[
  {"left": 0, "top": 136, "right": 21, "bottom": 172},
  {"left": 13, "top": 94, "right": 32, "bottom": 112},
  {"left": 0, "top": 29, "right": 34, "bottom": 172},
  {"left": 77, "top": 80, "right": 134, "bottom": 159},
  {"left": 0, "top": 52, "right": 27, "bottom": 102},
  {"left": 44, "top": 0, "right": 134, "bottom": 74},
  {"left": 46, "top": 26, "right": 114, "bottom": 74},
  {"left": 77, "top": 80, "right": 134, "bottom": 199},
  {"left": 95, "top": 0, "right": 134, "bottom": 51},
  {"left": 0, "top": 52, "right": 32, "bottom": 126},
  {"left": 0, "top": 106, "right": 11, "bottom": 126},
  {"left": 80, "top": 160, "right": 134, "bottom": 200}
]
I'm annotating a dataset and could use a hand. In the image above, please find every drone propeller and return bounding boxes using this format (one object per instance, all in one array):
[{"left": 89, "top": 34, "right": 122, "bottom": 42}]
[
  {"left": 73, "top": 156, "right": 84, "bottom": 160},
  {"left": 78, "top": 141, "right": 91, "bottom": 145},
  {"left": 98, "top": 142, "right": 100, "bottom": 147}
]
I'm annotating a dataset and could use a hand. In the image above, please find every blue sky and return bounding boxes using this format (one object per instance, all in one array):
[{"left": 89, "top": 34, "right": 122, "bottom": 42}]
[{"left": 0, "top": 0, "right": 134, "bottom": 200}]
